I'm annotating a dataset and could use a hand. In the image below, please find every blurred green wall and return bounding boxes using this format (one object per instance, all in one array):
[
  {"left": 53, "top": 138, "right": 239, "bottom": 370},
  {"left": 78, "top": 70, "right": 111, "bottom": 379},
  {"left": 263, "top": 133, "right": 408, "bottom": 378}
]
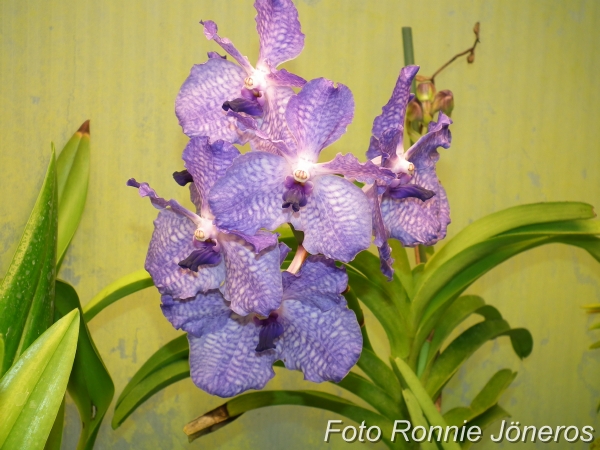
[{"left": 1, "top": 0, "right": 599, "bottom": 448}]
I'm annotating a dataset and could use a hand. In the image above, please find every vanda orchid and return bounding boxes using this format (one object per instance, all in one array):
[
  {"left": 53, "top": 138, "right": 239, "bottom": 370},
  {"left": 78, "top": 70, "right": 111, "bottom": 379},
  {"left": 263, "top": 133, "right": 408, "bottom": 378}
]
[{"left": 129, "top": 0, "right": 452, "bottom": 398}]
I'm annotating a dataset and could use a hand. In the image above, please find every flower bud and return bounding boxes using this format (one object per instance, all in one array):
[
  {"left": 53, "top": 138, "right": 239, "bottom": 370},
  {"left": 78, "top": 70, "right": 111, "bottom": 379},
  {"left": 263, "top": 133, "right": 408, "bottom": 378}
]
[
  {"left": 416, "top": 80, "right": 436, "bottom": 103},
  {"left": 406, "top": 98, "right": 423, "bottom": 123},
  {"left": 432, "top": 89, "right": 454, "bottom": 116},
  {"left": 467, "top": 52, "right": 475, "bottom": 63}
]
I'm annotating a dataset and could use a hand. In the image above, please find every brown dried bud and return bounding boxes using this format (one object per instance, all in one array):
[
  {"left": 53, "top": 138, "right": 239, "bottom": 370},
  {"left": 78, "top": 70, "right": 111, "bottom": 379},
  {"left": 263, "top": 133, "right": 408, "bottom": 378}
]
[
  {"left": 467, "top": 52, "right": 475, "bottom": 63},
  {"left": 416, "top": 81, "right": 436, "bottom": 103},
  {"left": 473, "top": 22, "right": 480, "bottom": 39},
  {"left": 406, "top": 98, "right": 423, "bottom": 123},
  {"left": 432, "top": 89, "right": 454, "bottom": 116}
]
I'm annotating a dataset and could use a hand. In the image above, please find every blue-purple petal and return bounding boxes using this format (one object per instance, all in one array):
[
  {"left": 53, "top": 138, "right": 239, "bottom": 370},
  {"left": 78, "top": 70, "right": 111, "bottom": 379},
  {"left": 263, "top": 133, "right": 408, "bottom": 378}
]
[
  {"left": 276, "top": 297, "right": 362, "bottom": 383},
  {"left": 189, "top": 316, "right": 276, "bottom": 397},
  {"left": 209, "top": 151, "right": 291, "bottom": 234},
  {"left": 160, "top": 290, "right": 230, "bottom": 337},
  {"left": 371, "top": 65, "right": 419, "bottom": 139},
  {"left": 266, "top": 69, "right": 306, "bottom": 88},
  {"left": 365, "top": 184, "right": 387, "bottom": 248},
  {"left": 218, "top": 232, "right": 283, "bottom": 317},
  {"left": 291, "top": 175, "right": 371, "bottom": 263},
  {"left": 286, "top": 78, "right": 354, "bottom": 162},
  {"left": 282, "top": 255, "right": 347, "bottom": 311},
  {"left": 182, "top": 136, "right": 241, "bottom": 216},
  {"left": 145, "top": 209, "right": 225, "bottom": 299},
  {"left": 175, "top": 57, "right": 248, "bottom": 142},
  {"left": 201, "top": 20, "right": 254, "bottom": 73},
  {"left": 314, "top": 153, "right": 395, "bottom": 185},
  {"left": 227, "top": 230, "right": 280, "bottom": 253},
  {"left": 255, "top": 0, "right": 305, "bottom": 68}
]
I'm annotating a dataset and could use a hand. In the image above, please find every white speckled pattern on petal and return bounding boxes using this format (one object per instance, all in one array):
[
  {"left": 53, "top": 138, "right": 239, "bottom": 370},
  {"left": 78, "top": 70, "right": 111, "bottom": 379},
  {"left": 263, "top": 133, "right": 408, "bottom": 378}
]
[
  {"left": 145, "top": 209, "right": 225, "bottom": 299},
  {"left": 160, "top": 290, "right": 230, "bottom": 337},
  {"left": 276, "top": 298, "right": 362, "bottom": 383},
  {"left": 291, "top": 175, "right": 371, "bottom": 263}
]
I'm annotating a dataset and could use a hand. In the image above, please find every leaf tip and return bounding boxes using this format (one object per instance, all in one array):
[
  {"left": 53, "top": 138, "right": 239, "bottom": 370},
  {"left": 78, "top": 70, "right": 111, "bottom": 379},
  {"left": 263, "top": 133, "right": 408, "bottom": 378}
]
[{"left": 78, "top": 120, "right": 90, "bottom": 136}]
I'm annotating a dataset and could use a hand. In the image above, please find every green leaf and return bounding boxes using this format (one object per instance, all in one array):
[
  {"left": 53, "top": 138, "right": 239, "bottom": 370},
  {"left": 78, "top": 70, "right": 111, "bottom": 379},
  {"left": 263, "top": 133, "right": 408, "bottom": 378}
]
[
  {"left": 499, "top": 219, "right": 600, "bottom": 237},
  {"left": 589, "top": 322, "right": 600, "bottom": 331},
  {"left": 389, "top": 240, "right": 414, "bottom": 298},
  {"left": 343, "top": 288, "right": 373, "bottom": 352},
  {"left": 56, "top": 121, "right": 90, "bottom": 268},
  {"left": 112, "top": 359, "right": 190, "bottom": 429},
  {"left": 116, "top": 334, "right": 188, "bottom": 408},
  {"left": 391, "top": 358, "right": 462, "bottom": 450},
  {"left": 55, "top": 280, "right": 114, "bottom": 450},
  {"left": 443, "top": 369, "right": 516, "bottom": 426},
  {"left": 402, "top": 389, "right": 437, "bottom": 450},
  {"left": 425, "top": 320, "right": 522, "bottom": 398},
  {"left": 0, "top": 151, "right": 57, "bottom": 375},
  {"left": 83, "top": 269, "right": 153, "bottom": 322},
  {"left": 460, "top": 405, "right": 510, "bottom": 450},
  {"left": 357, "top": 348, "right": 402, "bottom": 403},
  {"left": 338, "top": 372, "right": 403, "bottom": 419},
  {"left": 0, "top": 309, "right": 79, "bottom": 449},
  {"left": 424, "top": 202, "right": 595, "bottom": 280},
  {"left": 590, "top": 341, "right": 600, "bottom": 350},
  {"left": 44, "top": 396, "right": 65, "bottom": 450}
]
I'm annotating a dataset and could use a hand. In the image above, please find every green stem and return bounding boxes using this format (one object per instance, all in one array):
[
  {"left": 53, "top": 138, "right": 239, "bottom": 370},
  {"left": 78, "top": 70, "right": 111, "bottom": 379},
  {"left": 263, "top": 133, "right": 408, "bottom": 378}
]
[{"left": 401, "top": 27, "right": 416, "bottom": 93}]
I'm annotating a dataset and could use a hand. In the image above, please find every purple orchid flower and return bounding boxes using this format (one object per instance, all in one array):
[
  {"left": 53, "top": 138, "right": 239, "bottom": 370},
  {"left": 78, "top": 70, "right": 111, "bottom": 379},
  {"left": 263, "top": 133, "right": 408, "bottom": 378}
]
[
  {"left": 160, "top": 256, "right": 362, "bottom": 397},
  {"left": 128, "top": 137, "right": 283, "bottom": 317},
  {"left": 365, "top": 65, "right": 452, "bottom": 278},
  {"left": 175, "top": 0, "right": 306, "bottom": 145},
  {"left": 208, "top": 77, "right": 394, "bottom": 263}
]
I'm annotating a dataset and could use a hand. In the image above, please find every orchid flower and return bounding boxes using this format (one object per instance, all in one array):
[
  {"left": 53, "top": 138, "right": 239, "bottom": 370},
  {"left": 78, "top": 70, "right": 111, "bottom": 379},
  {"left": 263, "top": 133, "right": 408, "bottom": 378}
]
[
  {"left": 175, "top": 0, "right": 305, "bottom": 145},
  {"left": 128, "top": 137, "right": 283, "bottom": 317},
  {"left": 208, "top": 77, "right": 394, "bottom": 263},
  {"left": 161, "top": 256, "right": 362, "bottom": 397},
  {"left": 365, "top": 65, "right": 452, "bottom": 278}
]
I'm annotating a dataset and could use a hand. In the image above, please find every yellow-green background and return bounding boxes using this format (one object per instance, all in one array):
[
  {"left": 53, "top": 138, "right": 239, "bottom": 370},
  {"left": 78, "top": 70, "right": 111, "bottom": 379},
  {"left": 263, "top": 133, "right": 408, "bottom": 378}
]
[{"left": 1, "top": 0, "right": 599, "bottom": 448}]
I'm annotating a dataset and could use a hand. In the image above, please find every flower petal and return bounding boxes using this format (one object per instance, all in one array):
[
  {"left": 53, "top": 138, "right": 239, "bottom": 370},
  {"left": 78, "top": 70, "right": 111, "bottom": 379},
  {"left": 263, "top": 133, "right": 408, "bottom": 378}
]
[
  {"left": 226, "top": 230, "right": 279, "bottom": 253},
  {"left": 160, "top": 290, "right": 230, "bottom": 337},
  {"left": 364, "top": 184, "right": 387, "bottom": 248},
  {"left": 371, "top": 65, "right": 419, "bottom": 139},
  {"left": 209, "top": 152, "right": 291, "bottom": 234},
  {"left": 218, "top": 232, "right": 283, "bottom": 317},
  {"left": 145, "top": 209, "right": 225, "bottom": 299},
  {"left": 175, "top": 57, "right": 248, "bottom": 142},
  {"left": 266, "top": 69, "right": 306, "bottom": 88},
  {"left": 255, "top": 0, "right": 305, "bottom": 68},
  {"left": 277, "top": 297, "right": 362, "bottom": 383},
  {"left": 282, "top": 255, "right": 347, "bottom": 311},
  {"left": 286, "top": 78, "right": 354, "bottom": 162},
  {"left": 182, "top": 136, "right": 241, "bottom": 216},
  {"left": 201, "top": 20, "right": 254, "bottom": 73},
  {"left": 291, "top": 175, "right": 371, "bottom": 263},
  {"left": 189, "top": 316, "right": 276, "bottom": 397},
  {"left": 314, "top": 153, "right": 395, "bottom": 185}
]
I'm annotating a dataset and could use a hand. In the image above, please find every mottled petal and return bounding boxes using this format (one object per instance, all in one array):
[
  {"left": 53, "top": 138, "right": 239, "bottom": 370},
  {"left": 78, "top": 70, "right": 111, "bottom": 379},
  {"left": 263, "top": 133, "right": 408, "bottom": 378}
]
[
  {"left": 365, "top": 184, "right": 387, "bottom": 248},
  {"left": 279, "top": 242, "right": 292, "bottom": 264},
  {"left": 189, "top": 316, "right": 276, "bottom": 397},
  {"left": 209, "top": 152, "right": 291, "bottom": 234},
  {"left": 175, "top": 57, "right": 248, "bottom": 142},
  {"left": 145, "top": 209, "right": 225, "bottom": 299},
  {"left": 254, "top": 313, "right": 284, "bottom": 352},
  {"left": 160, "top": 290, "right": 230, "bottom": 337},
  {"left": 255, "top": 0, "right": 305, "bottom": 67},
  {"left": 218, "top": 232, "right": 283, "bottom": 316},
  {"left": 291, "top": 175, "right": 371, "bottom": 263},
  {"left": 314, "top": 153, "right": 395, "bottom": 185},
  {"left": 127, "top": 178, "right": 168, "bottom": 209},
  {"left": 182, "top": 136, "right": 241, "bottom": 216},
  {"left": 207, "top": 51, "right": 227, "bottom": 59},
  {"left": 226, "top": 230, "right": 279, "bottom": 253},
  {"left": 436, "top": 182, "right": 451, "bottom": 242},
  {"left": 378, "top": 242, "right": 394, "bottom": 280},
  {"left": 277, "top": 298, "right": 362, "bottom": 383},
  {"left": 201, "top": 20, "right": 254, "bottom": 73},
  {"left": 282, "top": 255, "right": 347, "bottom": 311},
  {"left": 371, "top": 65, "right": 419, "bottom": 139},
  {"left": 266, "top": 69, "right": 306, "bottom": 87},
  {"left": 387, "top": 184, "right": 435, "bottom": 200},
  {"left": 286, "top": 78, "right": 354, "bottom": 162},
  {"left": 404, "top": 112, "right": 452, "bottom": 164},
  {"left": 189, "top": 183, "right": 203, "bottom": 214}
]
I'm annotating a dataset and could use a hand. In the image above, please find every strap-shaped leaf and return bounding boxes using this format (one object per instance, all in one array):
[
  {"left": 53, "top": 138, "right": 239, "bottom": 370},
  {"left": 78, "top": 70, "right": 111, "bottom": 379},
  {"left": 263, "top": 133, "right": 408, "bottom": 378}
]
[
  {"left": 343, "top": 288, "right": 373, "bottom": 352},
  {"left": 338, "top": 372, "right": 403, "bottom": 419},
  {"left": 391, "top": 358, "right": 461, "bottom": 450},
  {"left": 357, "top": 347, "right": 403, "bottom": 403},
  {"left": 348, "top": 270, "right": 410, "bottom": 358},
  {"left": 389, "top": 240, "right": 414, "bottom": 298},
  {"left": 83, "top": 269, "right": 153, "bottom": 322},
  {"left": 499, "top": 219, "right": 600, "bottom": 237},
  {"left": 112, "top": 359, "right": 190, "bottom": 428},
  {"left": 0, "top": 309, "right": 79, "bottom": 449},
  {"left": 402, "top": 389, "right": 437, "bottom": 450},
  {"left": 55, "top": 280, "right": 114, "bottom": 450},
  {"left": 423, "top": 202, "right": 595, "bottom": 282},
  {"left": 424, "top": 319, "right": 529, "bottom": 398},
  {"left": 460, "top": 405, "right": 510, "bottom": 450},
  {"left": 116, "top": 334, "right": 188, "bottom": 408},
  {"left": 443, "top": 369, "right": 516, "bottom": 426},
  {"left": 194, "top": 390, "right": 405, "bottom": 448},
  {"left": 56, "top": 121, "right": 90, "bottom": 268},
  {"left": 0, "top": 151, "right": 57, "bottom": 375},
  {"left": 44, "top": 396, "right": 65, "bottom": 450}
]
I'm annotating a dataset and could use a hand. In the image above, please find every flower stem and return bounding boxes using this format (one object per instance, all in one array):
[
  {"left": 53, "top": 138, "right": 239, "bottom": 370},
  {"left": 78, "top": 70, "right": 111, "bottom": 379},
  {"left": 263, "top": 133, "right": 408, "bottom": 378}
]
[{"left": 286, "top": 245, "right": 308, "bottom": 274}]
